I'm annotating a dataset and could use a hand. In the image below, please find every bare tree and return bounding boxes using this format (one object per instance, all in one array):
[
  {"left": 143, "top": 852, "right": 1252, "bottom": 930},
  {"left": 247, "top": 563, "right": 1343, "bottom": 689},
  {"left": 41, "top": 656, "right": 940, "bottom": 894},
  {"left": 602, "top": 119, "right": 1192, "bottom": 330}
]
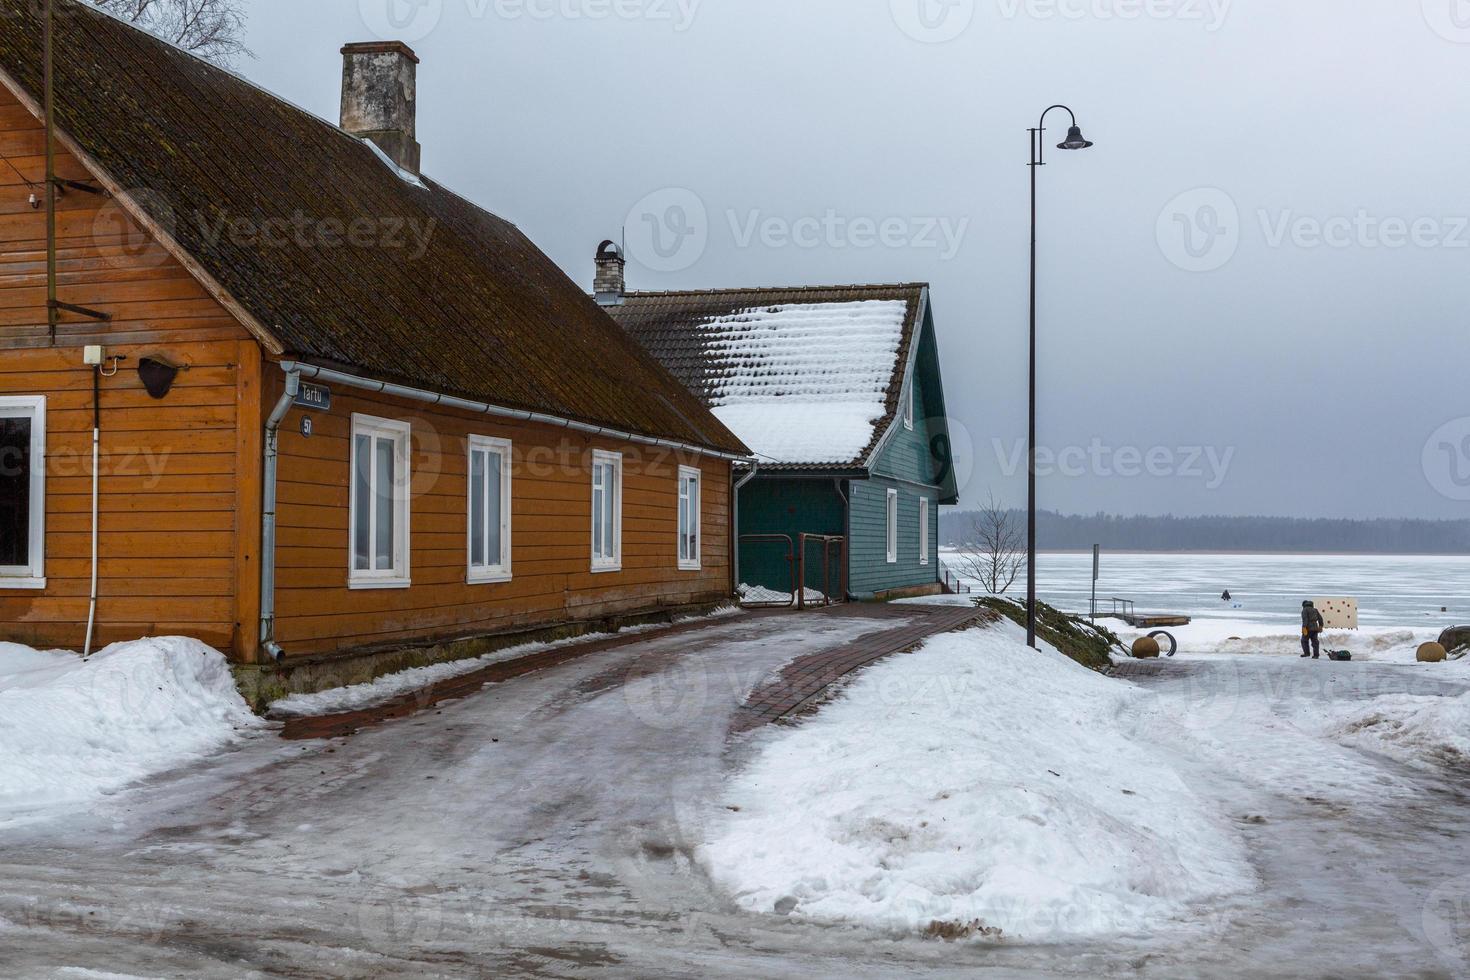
[
  {"left": 89, "top": 0, "right": 251, "bottom": 65},
  {"left": 953, "top": 492, "right": 1025, "bottom": 595}
]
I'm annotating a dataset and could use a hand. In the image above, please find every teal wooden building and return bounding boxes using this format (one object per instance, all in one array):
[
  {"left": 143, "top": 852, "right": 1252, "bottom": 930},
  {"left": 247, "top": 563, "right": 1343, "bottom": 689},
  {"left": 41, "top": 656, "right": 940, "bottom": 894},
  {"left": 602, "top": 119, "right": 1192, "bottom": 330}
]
[{"left": 599, "top": 258, "right": 958, "bottom": 600}]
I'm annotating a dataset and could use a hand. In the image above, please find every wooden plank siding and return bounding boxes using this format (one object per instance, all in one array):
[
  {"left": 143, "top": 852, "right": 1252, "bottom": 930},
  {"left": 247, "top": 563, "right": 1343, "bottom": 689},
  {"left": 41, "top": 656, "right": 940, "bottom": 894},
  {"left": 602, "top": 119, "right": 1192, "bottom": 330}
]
[
  {"left": 850, "top": 320, "right": 945, "bottom": 596},
  {"left": 265, "top": 374, "right": 733, "bottom": 658},
  {"left": 846, "top": 477, "right": 939, "bottom": 597},
  {"left": 0, "top": 84, "right": 736, "bottom": 664},
  {"left": 0, "top": 86, "right": 252, "bottom": 651}
]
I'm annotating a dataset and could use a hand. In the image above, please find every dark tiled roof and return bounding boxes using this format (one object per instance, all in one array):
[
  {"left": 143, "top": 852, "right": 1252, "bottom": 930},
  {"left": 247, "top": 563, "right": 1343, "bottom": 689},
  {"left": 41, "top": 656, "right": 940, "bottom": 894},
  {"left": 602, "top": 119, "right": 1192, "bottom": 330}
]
[
  {"left": 608, "top": 284, "right": 926, "bottom": 469},
  {"left": 0, "top": 0, "right": 745, "bottom": 456}
]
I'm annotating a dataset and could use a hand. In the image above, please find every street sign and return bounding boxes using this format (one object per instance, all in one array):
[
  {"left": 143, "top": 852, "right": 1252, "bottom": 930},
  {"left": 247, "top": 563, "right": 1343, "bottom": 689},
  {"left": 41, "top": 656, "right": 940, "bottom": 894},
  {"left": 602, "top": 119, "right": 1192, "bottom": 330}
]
[{"left": 294, "top": 382, "right": 331, "bottom": 412}]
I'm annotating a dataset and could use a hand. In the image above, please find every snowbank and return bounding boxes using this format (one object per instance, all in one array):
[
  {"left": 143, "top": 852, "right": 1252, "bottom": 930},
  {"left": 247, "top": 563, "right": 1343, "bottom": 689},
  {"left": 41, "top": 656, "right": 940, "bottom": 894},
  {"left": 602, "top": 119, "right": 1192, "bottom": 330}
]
[
  {"left": 1292, "top": 667, "right": 1470, "bottom": 772},
  {"left": 1115, "top": 617, "right": 1439, "bottom": 664},
  {"left": 0, "top": 637, "right": 260, "bottom": 827},
  {"left": 700, "top": 621, "right": 1255, "bottom": 941},
  {"left": 1320, "top": 692, "right": 1470, "bottom": 769},
  {"left": 736, "top": 584, "right": 825, "bottom": 606}
]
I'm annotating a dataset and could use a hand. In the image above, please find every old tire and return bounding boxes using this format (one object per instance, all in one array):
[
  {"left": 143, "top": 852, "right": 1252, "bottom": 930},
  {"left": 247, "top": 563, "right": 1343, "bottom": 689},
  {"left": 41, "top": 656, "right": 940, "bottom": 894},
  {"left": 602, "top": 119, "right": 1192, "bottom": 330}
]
[
  {"left": 1148, "top": 630, "right": 1179, "bottom": 657},
  {"left": 1132, "top": 636, "right": 1162, "bottom": 659},
  {"left": 1417, "top": 642, "right": 1448, "bottom": 664}
]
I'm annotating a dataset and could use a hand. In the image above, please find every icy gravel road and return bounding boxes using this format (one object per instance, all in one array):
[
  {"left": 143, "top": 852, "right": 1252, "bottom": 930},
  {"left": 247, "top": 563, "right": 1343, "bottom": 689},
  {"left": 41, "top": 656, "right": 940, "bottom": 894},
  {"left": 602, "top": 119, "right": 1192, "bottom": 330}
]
[{"left": 1, "top": 623, "right": 1468, "bottom": 978}]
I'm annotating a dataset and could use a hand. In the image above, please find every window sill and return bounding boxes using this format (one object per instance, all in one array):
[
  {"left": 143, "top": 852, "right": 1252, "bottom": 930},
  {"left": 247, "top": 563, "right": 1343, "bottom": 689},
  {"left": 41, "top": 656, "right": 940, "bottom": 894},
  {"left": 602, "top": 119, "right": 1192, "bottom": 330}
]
[
  {"left": 467, "top": 571, "right": 513, "bottom": 585},
  {"left": 590, "top": 563, "right": 622, "bottom": 574},
  {"left": 677, "top": 562, "right": 702, "bottom": 572},
  {"left": 0, "top": 577, "right": 46, "bottom": 590},
  {"left": 348, "top": 577, "right": 412, "bottom": 591}
]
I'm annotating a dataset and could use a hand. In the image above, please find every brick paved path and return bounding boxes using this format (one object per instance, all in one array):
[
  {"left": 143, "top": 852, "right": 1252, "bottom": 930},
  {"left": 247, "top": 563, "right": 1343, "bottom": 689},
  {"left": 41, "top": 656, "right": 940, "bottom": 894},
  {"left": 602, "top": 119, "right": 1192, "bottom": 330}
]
[
  {"left": 275, "top": 613, "right": 760, "bottom": 740},
  {"left": 730, "top": 603, "right": 993, "bottom": 733},
  {"left": 277, "top": 602, "right": 990, "bottom": 741}
]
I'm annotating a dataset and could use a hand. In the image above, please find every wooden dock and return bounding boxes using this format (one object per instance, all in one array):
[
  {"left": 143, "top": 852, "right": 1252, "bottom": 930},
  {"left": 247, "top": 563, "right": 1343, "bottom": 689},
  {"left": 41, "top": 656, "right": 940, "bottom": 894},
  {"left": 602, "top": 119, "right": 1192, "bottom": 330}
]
[
  {"left": 1109, "top": 612, "right": 1192, "bottom": 628},
  {"left": 1093, "top": 598, "right": 1191, "bottom": 629}
]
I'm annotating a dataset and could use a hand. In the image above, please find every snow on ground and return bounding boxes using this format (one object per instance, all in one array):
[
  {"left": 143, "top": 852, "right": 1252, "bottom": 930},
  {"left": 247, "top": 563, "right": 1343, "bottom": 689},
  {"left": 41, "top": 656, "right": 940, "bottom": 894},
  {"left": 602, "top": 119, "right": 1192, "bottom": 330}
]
[
  {"left": 704, "top": 300, "right": 908, "bottom": 464},
  {"left": 1098, "top": 615, "right": 1469, "bottom": 779},
  {"left": 1305, "top": 689, "right": 1470, "bottom": 771},
  {"left": 736, "top": 584, "right": 826, "bottom": 606},
  {"left": 1112, "top": 615, "right": 1442, "bottom": 664},
  {"left": 0, "top": 638, "right": 261, "bottom": 828},
  {"left": 269, "top": 607, "right": 742, "bottom": 718},
  {"left": 701, "top": 620, "right": 1255, "bottom": 941}
]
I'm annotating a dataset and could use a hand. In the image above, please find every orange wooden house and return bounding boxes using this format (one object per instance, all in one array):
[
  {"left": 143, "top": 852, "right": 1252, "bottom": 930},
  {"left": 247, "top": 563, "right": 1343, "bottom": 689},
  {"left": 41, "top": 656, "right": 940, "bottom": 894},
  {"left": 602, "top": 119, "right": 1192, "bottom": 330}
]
[{"left": 0, "top": 2, "right": 748, "bottom": 699}]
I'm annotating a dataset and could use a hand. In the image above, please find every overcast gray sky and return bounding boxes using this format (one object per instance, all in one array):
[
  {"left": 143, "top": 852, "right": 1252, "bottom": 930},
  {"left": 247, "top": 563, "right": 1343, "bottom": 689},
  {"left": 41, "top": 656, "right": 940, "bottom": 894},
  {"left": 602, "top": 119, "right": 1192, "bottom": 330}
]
[{"left": 237, "top": 0, "right": 1470, "bottom": 519}]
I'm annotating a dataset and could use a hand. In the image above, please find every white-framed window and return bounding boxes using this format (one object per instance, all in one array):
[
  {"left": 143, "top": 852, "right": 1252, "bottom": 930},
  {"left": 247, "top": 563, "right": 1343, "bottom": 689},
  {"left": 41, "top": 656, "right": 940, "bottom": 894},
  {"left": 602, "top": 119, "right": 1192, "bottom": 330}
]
[
  {"left": 677, "top": 465, "right": 701, "bottom": 571},
  {"left": 919, "top": 497, "right": 931, "bottom": 566},
  {"left": 0, "top": 395, "right": 45, "bottom": 589},
  {"left": 885, "top": 488, "right": 899, "bottom": 564},
  {"left": 349, "top": 414, "right": 411, "bottom": 589},
  {"left": 467, "top": 435, "right": 512, "bottom": 584},
  {"left": 902, "top": 378, "right": 915, "bottom": 430},
  {"left": 590, "top": 450, "right": 623, "bottom": 572}
]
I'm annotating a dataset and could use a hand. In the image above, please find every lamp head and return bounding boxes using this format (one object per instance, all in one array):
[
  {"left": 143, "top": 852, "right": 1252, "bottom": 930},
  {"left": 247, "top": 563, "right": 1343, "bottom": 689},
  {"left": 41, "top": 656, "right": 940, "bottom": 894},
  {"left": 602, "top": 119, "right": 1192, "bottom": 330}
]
[{"left": 1058, "top": 125, "right": 1094, "bottom": 150}]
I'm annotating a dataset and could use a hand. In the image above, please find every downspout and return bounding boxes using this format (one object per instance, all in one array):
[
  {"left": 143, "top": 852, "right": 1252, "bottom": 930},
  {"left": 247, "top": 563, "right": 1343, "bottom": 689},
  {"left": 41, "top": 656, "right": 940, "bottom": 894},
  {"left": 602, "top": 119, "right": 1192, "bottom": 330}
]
[
  {"left": 258, "top": 370, "right": 299, "bottom": 663},
  {"left": 82, "top": 365, "right": 99, "bottom": 656},
  {"left": 834, "top": 478, "right": 850, "bottom": 601},
  {"left": 732, "top": 461, "right": 760, "bottom": 592}
]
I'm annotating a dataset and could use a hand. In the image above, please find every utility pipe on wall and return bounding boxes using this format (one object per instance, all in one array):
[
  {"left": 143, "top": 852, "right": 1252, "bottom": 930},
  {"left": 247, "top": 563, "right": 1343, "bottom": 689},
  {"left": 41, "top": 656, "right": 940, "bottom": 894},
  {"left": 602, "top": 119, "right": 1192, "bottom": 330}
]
[
  {"left": 257, "top": 370, "right": 299, "bottom": 663},
  {"left": 732, "top": 461, "right": 761, "bottom": 591},
  {"left": 82, "top": 365, "right": 99, "bottom": 656},
  {"left": 42, "top": 0, "right": 56, "bottom": 345}
]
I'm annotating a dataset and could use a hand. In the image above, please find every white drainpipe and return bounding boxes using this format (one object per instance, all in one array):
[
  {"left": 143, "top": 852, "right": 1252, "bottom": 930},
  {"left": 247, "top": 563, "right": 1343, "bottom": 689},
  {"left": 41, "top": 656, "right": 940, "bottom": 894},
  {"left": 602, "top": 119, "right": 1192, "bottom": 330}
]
[
  {"left": 82, "top": 367, "right": 100, "bottom": 657},
  {"left": 732, "top": 461, "right": 761, "bottom": 590},
  {"left": 257, "top": 369, "right": 299, "bottom": 663}
]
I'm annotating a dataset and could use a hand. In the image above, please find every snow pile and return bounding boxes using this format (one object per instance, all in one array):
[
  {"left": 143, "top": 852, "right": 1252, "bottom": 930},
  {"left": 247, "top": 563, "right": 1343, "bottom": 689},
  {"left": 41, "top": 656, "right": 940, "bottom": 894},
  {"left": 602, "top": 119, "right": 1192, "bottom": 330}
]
[
  {"left": 701, "top": 621, "right": 1254, "bottom": 941},
  {"left": 1319, "top": 692, "right": 1470, "bottom": 770},
  {"left": 0, "top": 637, "right": 260, "bottom": 826},
  {"left": 1291, "top": 659, "right": 1470, "bottom": 771},
  {"left": 704, "top": 300, "right": 908, "bottom": 464},
  {"left": 737, "top": 584, "right": 826, "bottom": 606},
  {"left": 1115, "top": 618, "right": 1438, "bottom": 664}
]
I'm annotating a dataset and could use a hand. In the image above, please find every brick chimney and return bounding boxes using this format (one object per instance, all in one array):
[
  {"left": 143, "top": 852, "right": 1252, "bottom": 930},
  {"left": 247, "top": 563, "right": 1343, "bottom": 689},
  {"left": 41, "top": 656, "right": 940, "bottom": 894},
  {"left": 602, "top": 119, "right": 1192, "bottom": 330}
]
[
  {"left": 594, "top": 240, "right": 626, "bottom": 307},
  {"left": 340, "top": 41, "right": 421, "bottom": 175}
]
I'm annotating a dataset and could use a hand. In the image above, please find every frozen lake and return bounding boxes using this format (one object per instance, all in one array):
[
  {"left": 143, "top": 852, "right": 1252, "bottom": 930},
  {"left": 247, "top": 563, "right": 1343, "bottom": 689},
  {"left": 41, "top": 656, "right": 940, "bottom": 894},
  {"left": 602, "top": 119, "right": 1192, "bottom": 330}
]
[{"left": 943, "top": 551, "right": 1470, "bottom": 631}]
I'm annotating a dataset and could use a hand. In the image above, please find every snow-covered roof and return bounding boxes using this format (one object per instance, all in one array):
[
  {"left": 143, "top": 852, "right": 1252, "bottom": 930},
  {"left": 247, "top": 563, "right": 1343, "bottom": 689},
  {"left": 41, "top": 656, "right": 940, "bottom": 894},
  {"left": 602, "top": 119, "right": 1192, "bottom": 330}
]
[
  {"left": 704, "top": 301, "right": 909, "bottom": 463},
  {"left": 609, "top": 285, "right": 926, "bottom": 468}
]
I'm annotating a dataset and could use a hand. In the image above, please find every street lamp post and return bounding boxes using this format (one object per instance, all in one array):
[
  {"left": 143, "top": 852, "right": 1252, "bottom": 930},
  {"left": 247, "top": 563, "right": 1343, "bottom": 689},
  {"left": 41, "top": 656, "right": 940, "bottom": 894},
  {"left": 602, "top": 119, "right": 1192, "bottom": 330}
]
[{"left": 1026, "top": 105, "right": 1094, "bottom": 650}]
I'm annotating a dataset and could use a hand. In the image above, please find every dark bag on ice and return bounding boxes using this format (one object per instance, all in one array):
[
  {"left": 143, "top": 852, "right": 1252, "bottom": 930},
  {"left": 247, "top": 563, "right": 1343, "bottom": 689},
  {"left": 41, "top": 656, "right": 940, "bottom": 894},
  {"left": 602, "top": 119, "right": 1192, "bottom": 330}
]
[{"left": 1326, "top": 650, "right": 1352, "bottom": 662}]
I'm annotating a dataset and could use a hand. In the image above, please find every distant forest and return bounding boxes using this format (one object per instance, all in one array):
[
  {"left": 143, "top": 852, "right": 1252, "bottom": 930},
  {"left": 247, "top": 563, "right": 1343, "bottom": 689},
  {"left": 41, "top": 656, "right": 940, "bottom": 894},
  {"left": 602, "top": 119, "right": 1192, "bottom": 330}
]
[{"left": 939, "top": 511, "right": 1470, "bottom": 555}]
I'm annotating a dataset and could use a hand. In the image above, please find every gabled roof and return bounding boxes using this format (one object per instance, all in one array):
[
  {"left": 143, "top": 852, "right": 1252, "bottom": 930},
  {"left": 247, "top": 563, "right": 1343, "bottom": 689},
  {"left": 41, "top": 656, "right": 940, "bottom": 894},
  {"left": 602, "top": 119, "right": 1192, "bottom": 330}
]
[
  {"left": 0, "top": 0, "right": 746, "bottom": 457},
  {"left": 608, "top": 284, "right": 926, "bottom": 470}
]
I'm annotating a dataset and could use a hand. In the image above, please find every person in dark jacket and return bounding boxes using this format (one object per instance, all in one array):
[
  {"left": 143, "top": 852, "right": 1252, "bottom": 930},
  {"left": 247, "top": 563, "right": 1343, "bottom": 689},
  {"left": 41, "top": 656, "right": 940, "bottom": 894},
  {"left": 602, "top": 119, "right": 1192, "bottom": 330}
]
[{"left": 1300, "top": 601, "right": 1324, "bottom": 659}]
